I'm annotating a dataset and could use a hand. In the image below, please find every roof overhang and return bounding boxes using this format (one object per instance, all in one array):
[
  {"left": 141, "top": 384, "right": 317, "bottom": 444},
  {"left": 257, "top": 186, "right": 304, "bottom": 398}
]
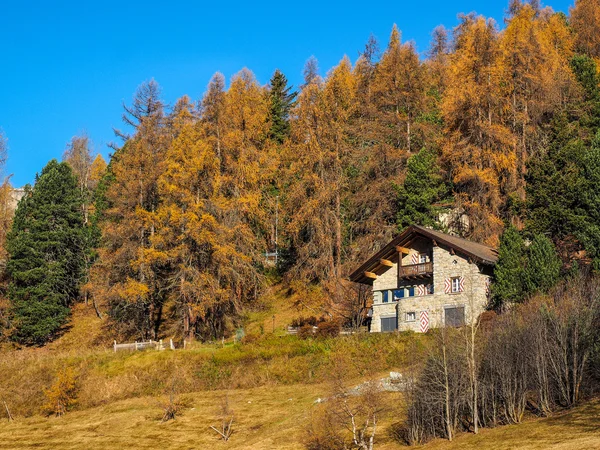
[{"left": 348, "top": 225, "right": 498, "bottom": 285}]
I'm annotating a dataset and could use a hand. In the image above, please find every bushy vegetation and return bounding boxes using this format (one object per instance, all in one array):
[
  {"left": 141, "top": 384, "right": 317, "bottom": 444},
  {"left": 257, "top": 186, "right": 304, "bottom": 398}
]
[
  {"left": 0, "top": 332, "right": 427, "bottom": 418},
  {"left": 402, "top": 271, "right": 600, "bottom": 445}
]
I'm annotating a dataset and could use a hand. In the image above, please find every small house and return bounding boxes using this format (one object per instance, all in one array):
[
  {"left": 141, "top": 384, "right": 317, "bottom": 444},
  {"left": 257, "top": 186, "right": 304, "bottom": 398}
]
[{"left": 349, "top": 225, "right": 497, "bottom": 333}]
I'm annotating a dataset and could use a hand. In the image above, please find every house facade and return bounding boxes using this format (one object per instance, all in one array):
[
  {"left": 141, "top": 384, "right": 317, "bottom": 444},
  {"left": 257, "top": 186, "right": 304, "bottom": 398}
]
[{"left": 349, "top": 226, "right": 497, "bottom": 333}]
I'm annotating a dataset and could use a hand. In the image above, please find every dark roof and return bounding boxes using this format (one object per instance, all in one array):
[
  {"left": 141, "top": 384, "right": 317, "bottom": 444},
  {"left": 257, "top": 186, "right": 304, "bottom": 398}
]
[{"left": 349, "top": 225, "right": 498, "bottom": 284}]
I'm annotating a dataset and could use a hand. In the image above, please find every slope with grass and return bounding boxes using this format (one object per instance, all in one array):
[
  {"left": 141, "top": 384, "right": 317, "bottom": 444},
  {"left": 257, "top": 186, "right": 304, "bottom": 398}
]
[
  {"left": 2, "top": 290, "right": 600, "bottom": 449},
  {"left": 1, "top": 386, "right": 599, "bottom": 449}
]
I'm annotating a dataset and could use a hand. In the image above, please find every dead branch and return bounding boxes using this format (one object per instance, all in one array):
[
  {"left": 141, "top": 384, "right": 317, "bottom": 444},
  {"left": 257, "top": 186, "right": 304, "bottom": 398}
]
[{"left": 3, "top": 400, "right": 13, "bottom": 421}]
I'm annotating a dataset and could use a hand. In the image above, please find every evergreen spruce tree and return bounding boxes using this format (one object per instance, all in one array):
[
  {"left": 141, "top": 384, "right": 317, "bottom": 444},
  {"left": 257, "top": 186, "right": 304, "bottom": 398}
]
[
  {"left": 580, "top": 130, "right": 600, "bottom": 268},
  {"left": 6, "top": 160, "right": 86, "bottom": 345},
  {"left": 525, "top": 114, "right": 588, "bottom": 246},
  {"left": 396, "top": 147, "right": 449, "bottom": 229},
  {"left": 570, "top": 54, "right": 600, "bottom": 132},
  {"left": 267, "top": 69, "right": 297, "bottom": 143},
  {"left": 524, "top": 234, "right": 561, "bottom": 294},
  {"left": 492, "top": 225, "right": 526, "bottom": 307}
]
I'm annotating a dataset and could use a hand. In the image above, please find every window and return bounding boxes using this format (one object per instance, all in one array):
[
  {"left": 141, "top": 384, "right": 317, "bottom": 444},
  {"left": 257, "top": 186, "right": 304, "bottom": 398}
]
[
  {"left": 445, "top": 306, "right": 465, "bottom": 327},
  {"left": 419, "top": 253, "right": 428, "bottom": 264},
  {"left": 451, "top": 277, "right": 461, "bottom": 293},
  {"left": 427, "top": 284, "right": 434, "bottom": 295},
  {"left": 381, "top": 316, "right": 398, "bottom": 332},
  {"left": 382, "top": 290, "right": 389, "bottom": 303},
  {"left": 405, "top": 311, "right": 416, "bottom": 322},
  {"left": 393, "top": 289, "right": 404, "bottom": 301},
  {"left": 408, "top": 286, "right": 415, "bottom": 297}
]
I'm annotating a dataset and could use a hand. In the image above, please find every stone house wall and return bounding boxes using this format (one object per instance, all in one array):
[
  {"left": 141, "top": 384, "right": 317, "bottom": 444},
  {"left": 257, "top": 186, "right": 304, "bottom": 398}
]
[{"left": 371, "top": 240, "right": 491, "bottom": 333}]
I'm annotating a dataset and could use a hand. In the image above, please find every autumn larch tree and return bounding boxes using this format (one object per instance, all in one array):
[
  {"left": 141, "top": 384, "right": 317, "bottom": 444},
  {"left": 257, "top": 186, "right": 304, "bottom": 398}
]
[
  {"left": 284, "top": 57, "right": 355, "bottom": 293},
  {"left": 442, "top": 14, "right": 513, "bottom": 245},
  {"left": 90, "top": 79, "right": 170, "bottom": 339},
  {"left": 570, "top": 0, "right": 600, "bottom": 58}
]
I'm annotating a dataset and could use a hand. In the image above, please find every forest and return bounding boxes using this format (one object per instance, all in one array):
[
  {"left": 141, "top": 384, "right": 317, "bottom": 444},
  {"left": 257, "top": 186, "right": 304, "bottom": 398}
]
[{"left": 0, "top": 0, "right": 600, "bottom": 349}]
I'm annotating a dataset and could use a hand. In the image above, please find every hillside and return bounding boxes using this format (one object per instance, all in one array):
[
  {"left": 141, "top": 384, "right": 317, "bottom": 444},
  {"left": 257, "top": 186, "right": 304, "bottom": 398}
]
[
  {"left": 1, "top": 297, "right": 600, "bottom": 449},
  {"left": 1, "top": 383, "right": 599, "bottom": 449}
]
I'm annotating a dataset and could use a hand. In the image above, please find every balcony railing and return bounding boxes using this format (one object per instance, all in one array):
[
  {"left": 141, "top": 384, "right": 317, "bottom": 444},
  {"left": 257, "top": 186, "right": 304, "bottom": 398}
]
[{"left": 399, "top": 262, "right": 433, "bottom": 278}]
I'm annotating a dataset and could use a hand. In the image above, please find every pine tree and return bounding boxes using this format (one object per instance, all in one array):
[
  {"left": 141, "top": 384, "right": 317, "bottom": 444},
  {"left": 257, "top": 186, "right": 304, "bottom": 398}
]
[
  {"left": 492, "top": 225, "right": 526, "bottom": 307},
  {"left": 267, "top": 69, "right": 297, "bottom": 144},
  {"left": 396, "top": 147, "right": 449, "bottom": 230},
  {"left": 6, "top": 160, "right": 86, "bottom": 344},
  {"left": 525, "top": 114, "right": 588, "bottom": 258},
  {"left": 580, "top": 130, "right": 600, "bottom": 268},
  {"left": 524, "top": 234, "right": 561, "bottom": 294},
  {"left": 570, "top": 54, "right": 600, "bottom": 132}
]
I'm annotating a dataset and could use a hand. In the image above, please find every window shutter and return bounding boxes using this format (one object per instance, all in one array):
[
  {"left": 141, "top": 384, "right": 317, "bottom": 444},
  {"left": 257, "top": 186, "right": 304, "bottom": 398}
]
[
  {"left": 411, "top": 253, "right": 418, "bottom": 265},
  {"left": 444, "top": 278, "right": 451, "bottom": 294},
  {"left": 459, "top": 276, "right": 465, "bottom": 292}
]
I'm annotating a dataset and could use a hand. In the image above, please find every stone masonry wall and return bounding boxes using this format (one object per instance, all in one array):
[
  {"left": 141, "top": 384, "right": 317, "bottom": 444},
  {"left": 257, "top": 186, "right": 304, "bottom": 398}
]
[{"left": 371, "top": 241, "right": 490, "bottom": 333}]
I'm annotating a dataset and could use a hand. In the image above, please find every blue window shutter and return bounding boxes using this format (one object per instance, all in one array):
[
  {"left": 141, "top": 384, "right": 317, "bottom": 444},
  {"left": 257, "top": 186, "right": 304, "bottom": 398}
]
[
  {"left": 408, "top": 286, "right": 415, "bottom": 297},
  {"left": 393, "top": 289, "right": 404, "bottom": 300},
  {"left": 383, "top": 291, "right": 389, "bottom": 303}
]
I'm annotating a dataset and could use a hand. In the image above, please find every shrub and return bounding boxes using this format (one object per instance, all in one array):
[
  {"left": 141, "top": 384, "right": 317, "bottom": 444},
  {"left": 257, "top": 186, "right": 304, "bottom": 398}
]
[
  {"left": 316, "top": 321, "right": 340, "bottom": 338},
  {"left": 43, "top": 366, "right": 79, "bottom": 416},
  {"left": 298, "top": 324, "right": 316, "bottom": 339},
  {"left": 303, "top": 408, "right": 346, "bottom": 450},
  {"left": 291, "top": 316, "right": 327, "bottom": 328}
]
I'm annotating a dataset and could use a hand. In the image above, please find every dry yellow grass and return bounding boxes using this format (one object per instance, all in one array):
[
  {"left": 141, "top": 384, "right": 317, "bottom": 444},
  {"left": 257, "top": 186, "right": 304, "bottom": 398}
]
[
  {"left": 410, "top": 399, "right": 600, "bottom": 450},
  {"left": 1, "top": 387, "right": 599, "bottom": 449},
  {"left": 2, "top": 292, "right": 599, "bottom": 449},
  {"left": 0, "top": 384, "right": 320, "bottom": 449}
]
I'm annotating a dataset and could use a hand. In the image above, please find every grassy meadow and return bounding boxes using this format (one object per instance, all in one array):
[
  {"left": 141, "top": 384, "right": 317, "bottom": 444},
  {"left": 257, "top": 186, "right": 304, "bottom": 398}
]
[{"left": 1, "top": 299, "right": 600, "bottom": 449}]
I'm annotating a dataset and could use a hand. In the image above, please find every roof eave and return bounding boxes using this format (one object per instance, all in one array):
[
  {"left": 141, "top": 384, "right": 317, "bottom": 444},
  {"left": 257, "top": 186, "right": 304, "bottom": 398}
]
[{"left": 348, "top": 226, "right": 497, "bottom": 284}]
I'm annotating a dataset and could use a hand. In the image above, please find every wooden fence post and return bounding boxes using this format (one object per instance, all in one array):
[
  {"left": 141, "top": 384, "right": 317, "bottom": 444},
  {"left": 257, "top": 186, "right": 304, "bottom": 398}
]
[
  {"left": 170, "top": 339, "right": 174, "bottom": 350},
  {"left": 113, "top": 340, "right": 117, "bottom": 352}
]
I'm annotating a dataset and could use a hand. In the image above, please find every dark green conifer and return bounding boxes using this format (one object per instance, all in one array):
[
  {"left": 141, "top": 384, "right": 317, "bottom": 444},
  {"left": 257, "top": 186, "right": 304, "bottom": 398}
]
[
  {"left": 267, "top": 69, "right": 297, "bottom": 144},
  {"left": 396, "top": 147, "right": 449, "bottom": 230},
  {"left": 492, "top": 225, "right": 525, "bottom": 307},
  {"left": 580, "top": 130, "right": 600, "bottom": 268},
  {"left": 524, "top": 234, "right": 561, "bottom": 294},
  {"left": 6, "top": 160, "right": 86, "bottom": 345}
]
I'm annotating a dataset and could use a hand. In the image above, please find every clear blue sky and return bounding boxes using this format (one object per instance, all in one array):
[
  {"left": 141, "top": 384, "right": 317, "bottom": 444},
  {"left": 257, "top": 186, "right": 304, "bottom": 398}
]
[{"left": 0, "top": 0, "right": 572, "bottom": 187}]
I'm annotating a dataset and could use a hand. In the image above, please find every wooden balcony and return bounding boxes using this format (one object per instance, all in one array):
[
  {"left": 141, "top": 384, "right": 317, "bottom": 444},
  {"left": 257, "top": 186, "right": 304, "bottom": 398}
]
[{"left": 399, "top": 262, "right": 433, "bottom": 279}]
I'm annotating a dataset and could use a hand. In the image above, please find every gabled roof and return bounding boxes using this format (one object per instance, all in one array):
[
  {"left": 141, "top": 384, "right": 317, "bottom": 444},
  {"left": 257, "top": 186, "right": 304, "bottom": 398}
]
[{"left": 349, "top": 225, "right": 498, "bottom": 284}]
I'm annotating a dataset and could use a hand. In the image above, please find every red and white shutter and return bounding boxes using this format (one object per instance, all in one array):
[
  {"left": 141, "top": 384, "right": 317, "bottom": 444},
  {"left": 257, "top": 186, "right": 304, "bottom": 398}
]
[
  {"left": 411, "top": 253, "right": 419, "bottom": 265},
  {"left": 459, "top": 276, "right": 465, "bottom": 292},
  {"left": 444, "top": 278, "right": 451, "bottom": 294},
  {"left": 417, "top": 285, "right": 426, "bottom": 296},
  {"left": 419, "top": 311, "right": 430, "bottom": 333}
]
